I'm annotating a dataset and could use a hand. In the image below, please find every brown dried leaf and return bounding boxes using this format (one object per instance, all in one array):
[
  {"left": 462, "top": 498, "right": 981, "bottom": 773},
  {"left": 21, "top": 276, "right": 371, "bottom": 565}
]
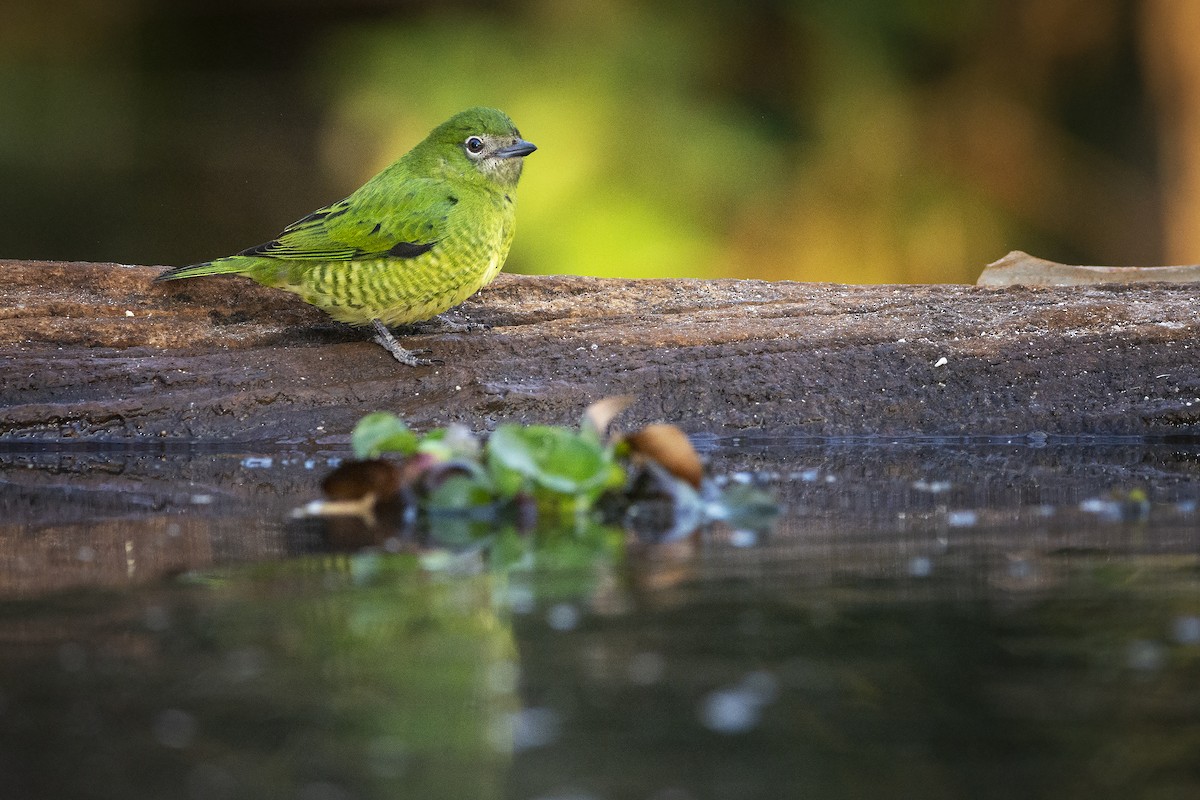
[
  {"left": 582, "top": 394, "right": 637, "bottom": 439},
  {"left": 625, "top": 423, "right": 704, "bottom": 489},
  {"left": 321, "top": 458, "right": 404, "bottom": 501}
]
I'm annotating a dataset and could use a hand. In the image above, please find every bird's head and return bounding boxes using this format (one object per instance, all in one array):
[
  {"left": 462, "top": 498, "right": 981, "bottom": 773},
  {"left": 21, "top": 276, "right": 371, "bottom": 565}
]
[{"left": 422, "top": 107, "right": 536, "bottom": 189}]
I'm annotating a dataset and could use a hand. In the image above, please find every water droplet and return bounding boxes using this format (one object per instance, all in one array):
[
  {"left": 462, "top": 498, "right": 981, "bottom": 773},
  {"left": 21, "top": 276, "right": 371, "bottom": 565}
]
[
  {"left": 240, "top": 457, "right": 273, "bottom": 469},
  {"left": 947, "top": 510, "right": 977, "bottom": 527},
  {"left": 1171, "top": 615, "right": 1200, "bottom": 645},
  {"left": 511, "top": 706, "right": 562, "bottom": 751},
  {"left": 699, "top": 688, "right": 760, "bottom": 734},
  {"left": 1079, "top": 498, "right": 1121, "bottom": 521},
  {"left": 505, "top": 584, "right": 536, "bottom": 614},
  {"left": 1008, "top": 559, "right": 1033, "bottom": 580},
  {"left": 908, "top": 556, "right": 933, "bottom": 577},
  {"left": 729, "top": 529, "right": 757, "bottom": 547},
  {"left": 547, "top": 603, "right": 580, "bottom": 631}
]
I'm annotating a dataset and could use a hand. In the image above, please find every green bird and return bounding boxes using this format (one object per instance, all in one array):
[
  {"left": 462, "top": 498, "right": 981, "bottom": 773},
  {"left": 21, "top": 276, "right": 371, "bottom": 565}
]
[{"left": 156, "top": 106, "right": 536, "bottom": 365}]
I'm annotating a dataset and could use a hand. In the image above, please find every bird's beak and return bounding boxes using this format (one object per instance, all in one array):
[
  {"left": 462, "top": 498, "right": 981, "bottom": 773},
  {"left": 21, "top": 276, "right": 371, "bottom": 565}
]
[{"left": 495, "top": 139, "right": 537, "bottom": 158}]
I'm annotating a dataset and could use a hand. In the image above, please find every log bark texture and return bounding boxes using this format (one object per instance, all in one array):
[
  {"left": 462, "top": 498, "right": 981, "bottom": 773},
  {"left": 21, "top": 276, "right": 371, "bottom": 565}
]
[{"left": 2, "top": 259, "right": 1198, "bottom": 442}]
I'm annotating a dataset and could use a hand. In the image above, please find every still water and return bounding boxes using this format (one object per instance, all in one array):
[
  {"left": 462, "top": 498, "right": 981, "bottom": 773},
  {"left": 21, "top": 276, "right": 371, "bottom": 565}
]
[{"left": 1, "top": 439, "right": 1199, "bottom": 800}]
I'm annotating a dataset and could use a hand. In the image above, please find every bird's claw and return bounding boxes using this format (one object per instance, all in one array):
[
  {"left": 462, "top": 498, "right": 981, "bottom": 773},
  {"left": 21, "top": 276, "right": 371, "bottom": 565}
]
[
  {"left": 371, "top": 320, "right": 440, "bottom": 367},
  {"left": 372, "top": 337, "right": 439, "bottom": 367},
  {"left": 408, "top": 314, "right": 491, "bottom": 334}
]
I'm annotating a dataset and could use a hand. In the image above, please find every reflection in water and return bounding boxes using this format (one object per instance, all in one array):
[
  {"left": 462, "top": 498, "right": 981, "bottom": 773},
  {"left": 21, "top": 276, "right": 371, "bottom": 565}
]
[
  {"left": 0, "top": 441, "right": 1199, "bottom": 798},
  {"left": 0, "top": 557, "right": 517, "bottom": 799}
]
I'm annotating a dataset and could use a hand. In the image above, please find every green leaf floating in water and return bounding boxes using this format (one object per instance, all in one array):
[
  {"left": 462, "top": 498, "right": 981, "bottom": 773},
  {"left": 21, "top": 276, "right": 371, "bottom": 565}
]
[
  {"left": 485, "top": 424, "right": 625, "bottom": 502},
  {"left": 351, "top": 412, "right": 419, "bottom": 459},
  {"left": 417, "top": 423, "right": 482, "bottom": 462},
  {"left": 426, "top": 471, "right": 495, "bottom": 514}
]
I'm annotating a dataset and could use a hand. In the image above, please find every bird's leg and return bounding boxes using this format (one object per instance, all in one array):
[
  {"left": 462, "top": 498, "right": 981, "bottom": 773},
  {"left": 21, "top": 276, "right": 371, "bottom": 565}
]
[
  {"left": 405, "top": 311, "right": 491, "bottom": 335},
  {"left": 440, "top": 308, "right": 492, "bottom": 333},
  {"left": 370, "top": 319, "right": 438, "bottom": 367}
]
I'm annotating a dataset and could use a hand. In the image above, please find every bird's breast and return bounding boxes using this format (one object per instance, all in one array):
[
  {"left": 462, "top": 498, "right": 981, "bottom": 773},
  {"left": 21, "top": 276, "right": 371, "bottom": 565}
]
[{"left": 288, "top": 196, "right": 517, "bottom": 327}]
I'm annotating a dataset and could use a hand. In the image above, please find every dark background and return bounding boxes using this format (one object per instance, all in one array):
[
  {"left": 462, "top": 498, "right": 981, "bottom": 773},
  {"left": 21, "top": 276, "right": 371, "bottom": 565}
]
[{"left": 2, "top": 0, "right": 1192, "bottom": 282}]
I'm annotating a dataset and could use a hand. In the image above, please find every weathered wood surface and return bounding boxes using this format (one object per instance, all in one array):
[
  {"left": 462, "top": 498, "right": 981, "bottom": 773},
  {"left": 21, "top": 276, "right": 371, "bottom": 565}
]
[{"left": 1, "top": 259, "right": 1198, "bottom": 442}]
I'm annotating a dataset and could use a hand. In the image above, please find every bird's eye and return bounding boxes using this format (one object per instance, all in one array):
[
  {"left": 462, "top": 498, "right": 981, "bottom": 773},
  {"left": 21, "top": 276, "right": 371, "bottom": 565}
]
[{"left": 465, "top": 136, "right": 485, "bottom": 154}]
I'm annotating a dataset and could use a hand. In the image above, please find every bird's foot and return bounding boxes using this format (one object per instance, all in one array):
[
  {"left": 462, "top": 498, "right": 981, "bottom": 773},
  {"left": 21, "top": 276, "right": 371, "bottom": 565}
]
[
  {"left": 370, "top": 319, "right": 442, "bottom": 367},
  {"left": 407, "top": 312, "right": 491, "bottom": 335}
]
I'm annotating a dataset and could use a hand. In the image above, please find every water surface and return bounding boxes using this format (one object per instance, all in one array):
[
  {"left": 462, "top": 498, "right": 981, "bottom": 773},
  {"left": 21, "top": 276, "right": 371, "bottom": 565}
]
[{"left": 1, "top": 440, "right": 1199, "bottom": 799}]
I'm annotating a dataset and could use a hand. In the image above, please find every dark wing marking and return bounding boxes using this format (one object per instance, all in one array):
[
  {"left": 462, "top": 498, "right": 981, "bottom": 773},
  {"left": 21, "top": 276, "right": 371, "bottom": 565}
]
[{"left": 387, "top": 241, "right": 437, "bottom": 258}]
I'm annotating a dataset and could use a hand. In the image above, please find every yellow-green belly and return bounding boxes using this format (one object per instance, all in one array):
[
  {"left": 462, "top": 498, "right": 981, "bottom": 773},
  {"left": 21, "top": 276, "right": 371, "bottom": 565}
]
[{"left": 276, "top": 227, "right": 510, "bottom": 327}]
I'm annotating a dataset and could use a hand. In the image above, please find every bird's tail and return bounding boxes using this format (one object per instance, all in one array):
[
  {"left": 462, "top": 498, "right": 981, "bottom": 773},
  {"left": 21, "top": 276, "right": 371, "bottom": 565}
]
[{"left": 154, "top": 256, "right": 252, "bottom": 282}]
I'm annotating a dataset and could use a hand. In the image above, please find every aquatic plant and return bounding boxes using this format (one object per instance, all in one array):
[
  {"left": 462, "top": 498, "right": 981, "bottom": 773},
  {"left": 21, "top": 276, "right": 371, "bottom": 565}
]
[{"left": 301, "top": 400, "right": 777, "bottom": 543}]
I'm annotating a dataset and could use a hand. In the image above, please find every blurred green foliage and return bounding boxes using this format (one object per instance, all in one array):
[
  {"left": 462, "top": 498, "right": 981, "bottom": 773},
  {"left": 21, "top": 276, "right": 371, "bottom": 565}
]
[{"left": 0, "top": 0, "right": 1165, "bottom": 282}]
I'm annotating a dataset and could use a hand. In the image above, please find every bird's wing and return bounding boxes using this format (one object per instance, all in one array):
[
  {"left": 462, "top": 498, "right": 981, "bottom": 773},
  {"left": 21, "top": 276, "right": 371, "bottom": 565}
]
[{"left": 238, "top": 180, "right": 455, "bottom": 261}]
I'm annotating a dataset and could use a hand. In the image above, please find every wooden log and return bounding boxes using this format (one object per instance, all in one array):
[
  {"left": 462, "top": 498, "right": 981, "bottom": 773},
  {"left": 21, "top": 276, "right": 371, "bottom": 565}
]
[{"left": 2, "top": 259, "right": 1198, "bottom": 442}]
